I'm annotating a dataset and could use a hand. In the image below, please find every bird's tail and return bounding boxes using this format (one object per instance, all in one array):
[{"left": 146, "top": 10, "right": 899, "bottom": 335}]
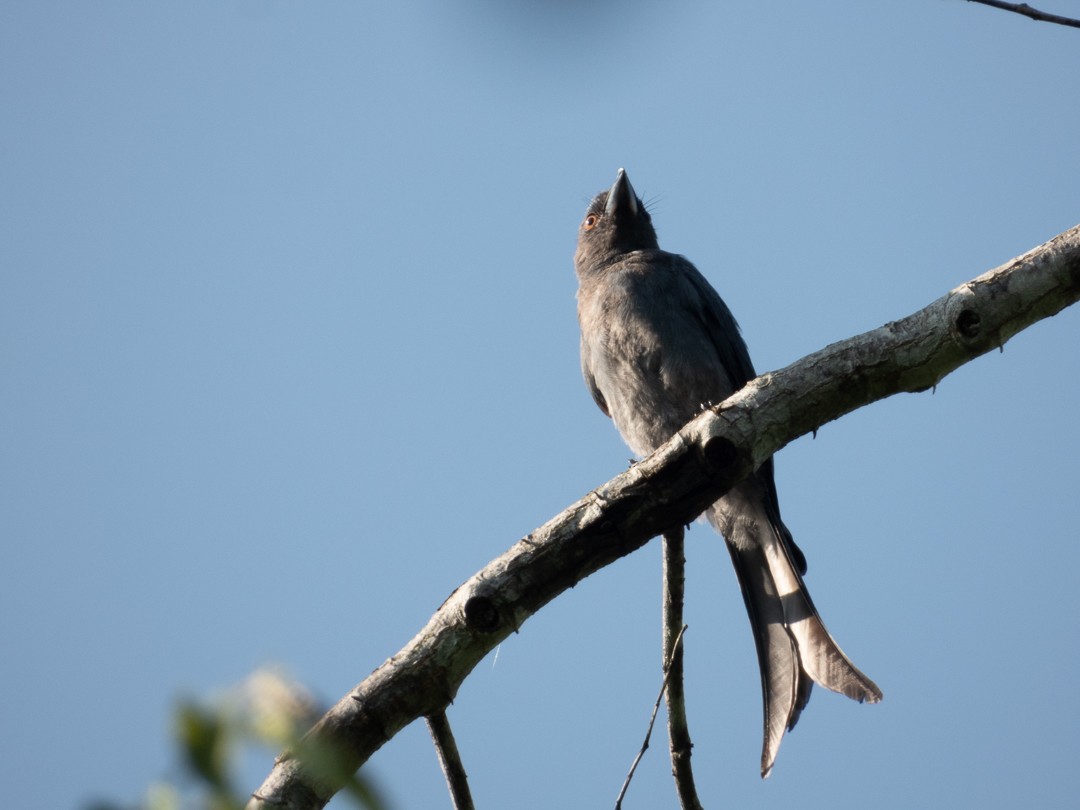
[{"left": 709, "top": 503, "right": 882, "bottom": 777}]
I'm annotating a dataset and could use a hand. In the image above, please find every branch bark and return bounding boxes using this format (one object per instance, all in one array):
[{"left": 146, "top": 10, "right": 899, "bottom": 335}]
[{"left": 247, "top": 224, "right": 1080, "bottom": 810}]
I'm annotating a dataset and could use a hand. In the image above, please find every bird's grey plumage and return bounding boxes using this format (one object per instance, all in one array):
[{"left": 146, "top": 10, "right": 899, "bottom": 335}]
[{"left": 574, "top": 169, "right": 881, "bottom": 777}]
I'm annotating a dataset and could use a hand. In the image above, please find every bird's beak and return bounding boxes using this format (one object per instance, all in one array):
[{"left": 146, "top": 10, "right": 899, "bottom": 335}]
[{"left": 605, "top": 168, "right": 639, "bottom": 218}]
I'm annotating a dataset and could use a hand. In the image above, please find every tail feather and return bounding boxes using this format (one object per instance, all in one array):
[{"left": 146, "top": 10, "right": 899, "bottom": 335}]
[
  {"left": 724, "top": 541, "right": 810, "bottom": 778},
  {"left": 710, "top": 499, "right": 881, "bottom": 778},
  {"left": 761, "top": 530, "right": 883, "bottom": 705}
]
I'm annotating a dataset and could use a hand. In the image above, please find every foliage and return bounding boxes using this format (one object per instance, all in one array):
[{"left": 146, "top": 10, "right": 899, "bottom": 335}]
[{"left": 89, "top": 669, "right": 387, "bottom": 810}]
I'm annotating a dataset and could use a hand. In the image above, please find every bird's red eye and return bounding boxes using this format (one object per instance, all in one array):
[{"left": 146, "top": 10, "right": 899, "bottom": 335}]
[{"left": 583, "top": 214, "right": 599, "bottom": 231}]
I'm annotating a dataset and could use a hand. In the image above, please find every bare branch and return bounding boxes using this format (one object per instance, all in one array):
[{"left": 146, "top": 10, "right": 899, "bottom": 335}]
[
  {"left": 615, "top": 624, "right": 688, "bottom": 810},
  {"left": 662, "top": 529, "right": 704, "bottom": 810},
  {"left": 966, "top": 0, "right": 1080, "bottom": 29},
  {"left": 426, "top": 710, "right": 475, "bottom": 810},
  {"left": 248, "top": 224, "right": 1080, "bottom": 810}
]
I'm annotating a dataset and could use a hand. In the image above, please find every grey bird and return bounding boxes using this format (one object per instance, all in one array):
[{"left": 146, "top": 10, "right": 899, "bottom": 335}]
[{"left": 574, "top": 169, "right": 881, "bottom": 777}]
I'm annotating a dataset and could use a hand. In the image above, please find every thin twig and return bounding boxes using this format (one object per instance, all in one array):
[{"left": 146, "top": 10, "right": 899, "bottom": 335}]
[
  {"left": 426, "top": 710, "right": 475, "bottom": 810},
  {"left": 662, "top": 528, "right": 704, "bottom": 810},
  {"left": 966, "top": 0, "right": 1080, "bottom": 28},
  {"left": 615, "top": 623, "right": 688, "bottom": 810}
]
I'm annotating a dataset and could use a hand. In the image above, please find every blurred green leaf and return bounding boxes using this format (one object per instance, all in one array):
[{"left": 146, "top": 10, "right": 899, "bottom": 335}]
[
  {"left": 175, "top": 701, "right": 231, "bottom": 794},
  {"left": 93, "top": 669, "right": 389, "bottom": 810}
]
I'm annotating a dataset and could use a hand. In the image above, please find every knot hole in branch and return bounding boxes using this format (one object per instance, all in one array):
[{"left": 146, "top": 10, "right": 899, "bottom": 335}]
[
  {"left": 701, "top": 435, "right": 739, "bottom": 477},
  {"left": 955, "top": 307, "right": 981, "bottom": 339},
  {"left": 464, "top": 595, "right": 501, "bottom": 633}
]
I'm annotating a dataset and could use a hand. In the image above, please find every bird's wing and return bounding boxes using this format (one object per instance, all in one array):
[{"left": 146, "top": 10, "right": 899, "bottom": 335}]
[
  {"left": 580, "top": 335, "right": 610, "bottom": 417},
  {"left": 673, "top": 260, "right": 810, "bottom": 569},
  {"left": 674, "top": 260, "right": 756, "bottom": 390}
]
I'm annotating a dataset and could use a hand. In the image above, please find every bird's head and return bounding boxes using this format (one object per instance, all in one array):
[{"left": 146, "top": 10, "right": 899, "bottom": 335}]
[{"left": 574, "top": 169, "right": 659, "bottom": 274}]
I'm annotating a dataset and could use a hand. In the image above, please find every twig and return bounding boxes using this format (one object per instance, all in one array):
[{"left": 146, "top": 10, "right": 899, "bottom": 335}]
[
  {"left": 615, "top": 624, "right": 689, "bottom": 810},
  {"left": 426, "top": 710, "right": 475, "bottom": 810},
  {"left": 966, "top": 0, "right": 1080, "bottom": 28},
  {"left": 662, "top": 529, "right": 704, "bottom": 810}
]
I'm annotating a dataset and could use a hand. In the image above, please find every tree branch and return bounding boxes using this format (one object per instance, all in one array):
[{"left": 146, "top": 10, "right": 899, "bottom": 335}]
[
  {"left": 966, "top": 0, "right": 1080, "bottom": 29},
  {"left": 425, "top": 710, "right": 475, "bottom": 810},
  {"left": 247, "top": 224, "right": 1080, "bottom": 810},
  {"left": 662, "top": 529, "right": 703, "bottom": 810}
]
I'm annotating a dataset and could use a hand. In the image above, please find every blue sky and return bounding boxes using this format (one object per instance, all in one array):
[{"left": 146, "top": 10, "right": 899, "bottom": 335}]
[{"left": 2, "top": 2, "right": 1079, "bottom": 808}]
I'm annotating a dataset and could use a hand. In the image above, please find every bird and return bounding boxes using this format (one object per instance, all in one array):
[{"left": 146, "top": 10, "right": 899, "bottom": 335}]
[{"left": 573, "top": 169, "right": 881, "bottom": 778}]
